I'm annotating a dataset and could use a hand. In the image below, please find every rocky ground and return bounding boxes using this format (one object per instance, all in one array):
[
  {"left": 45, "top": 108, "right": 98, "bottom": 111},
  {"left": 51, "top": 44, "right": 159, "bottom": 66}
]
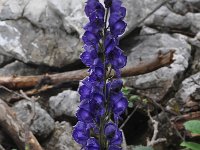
[{"left": 0, "top": 0, "right": 200, "bottom": 150}]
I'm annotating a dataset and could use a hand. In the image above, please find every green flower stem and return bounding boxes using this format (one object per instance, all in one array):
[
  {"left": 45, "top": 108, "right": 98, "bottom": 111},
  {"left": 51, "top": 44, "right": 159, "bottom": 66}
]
[{"left": 99, "top": 8, "right": 109, "bottom": 150}]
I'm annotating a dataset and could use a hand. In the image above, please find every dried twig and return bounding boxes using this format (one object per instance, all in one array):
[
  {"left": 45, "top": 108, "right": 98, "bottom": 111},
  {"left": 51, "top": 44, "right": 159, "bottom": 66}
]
[
  {"left": 148, "top": 98, "right": 185, "bottom": 141},
  {"left": 120, "top": 105, "right": 138, "bottom": 129},
  {"left": 147, "top": 109, "right": 166, "bottom": 146}
]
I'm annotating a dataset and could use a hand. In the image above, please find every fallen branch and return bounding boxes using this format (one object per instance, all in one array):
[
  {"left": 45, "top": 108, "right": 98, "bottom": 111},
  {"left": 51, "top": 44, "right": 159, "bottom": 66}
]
[
  {"left": 0, "top": 50, "right": 174, "bottom": 90},
  {"left": 147, "top": 109, "right": 166, "bottom": 146},
  {"left": 148, "top": 98, "right": 185, "bottom": 141},
  {"left": 0, "top": 98, "right": 43, "bottom": 150}
]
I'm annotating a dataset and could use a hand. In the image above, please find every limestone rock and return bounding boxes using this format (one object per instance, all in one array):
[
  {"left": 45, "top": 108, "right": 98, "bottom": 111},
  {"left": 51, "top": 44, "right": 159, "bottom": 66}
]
[
  {"left": 0, "top": 19, "right": 82, "bottom": 67},
  {"left": 0, "top": 0, "right": 29, "bottom": 20},
  {"left": 43, "top": 121, "right": 81, "bottom": 150},
  {"left": 145, "top": 6, "right": 191, "bottom": 30},
  {"left": 187, "top": 13, "right": 200, "bottom": 34},
  {"left": 123, "top": 0, "right": 164, "bottom": 32},
  {"left": 13, "top": 100, "right": 55, "bottom": 139},
  {"left": 126, "top": 31, "right": 191, "bottom": 101},
  {"left": 0, "top": 55, "right": 13, "bottom": 67},
  {"left": 0, "top": 145, "right": 5, "bottom": 150},
  {"left": 0, "top": 61, "right": 47, "bottom": 76},
  {"left": 145, "top": 5, "right": 200, "bottom": 35},
  {"left": 166, "top": 72, "right": 200, "bottom": 113},
  {"left": 49, "top": 90, "right": 79, "bottom": 118},
  {"left": 167, "top": 0, "right": 200, "bottom": 15},
  {"left": 176, "top": 72, "right": 200, "bottom": 103}
]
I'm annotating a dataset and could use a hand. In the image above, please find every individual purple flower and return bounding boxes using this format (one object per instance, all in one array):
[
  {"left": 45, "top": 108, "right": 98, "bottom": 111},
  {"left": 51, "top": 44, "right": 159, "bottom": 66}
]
[
  {"left": 76, "top": 100, "right": 94, "bottom": 123},
  {"left": 104, "top": 32, "right": 119, "bottom": 54},
  {"left": 72, "top": 121, "right": 90, "bottom": 146},
  {"left": 80, "top": 45, "right": 98, "bottom": 67},
  {"left": 110, "top": 0, "right": 123, "bottom": 12},
  {"left": 90, "top": 95, "right": 105, "bottom": 118},
  {"left": 110, "top": 20, "right": 127, "bottom": 36},
  {"left": 113, "top": 97, "right": 128, "bottom": 121},
  {"left": 86, "top": 138, "right": 100, "bottom": 150},
  {"left": 105, "top": 0, "right": 127, "bottom": 37},
  {"left": 106, "top": 47, "right": 127, "bottom": 77},
  {"left": 82, "top": 31, "right": 100, "bottom": 46},
  {"left": 109, "top": 7, "right": 126, "bottom": 26},
  {"left": 85, "top": 0, "right": 105, "bottom": 18},
  {"left": 104, "top": 122, "right": 123, "bottom": 149},
  {"left": 104, "top": 123, "right": 117, "bottom": 139},
  {"left": 107, "top": 79, "right": 123, "bottom": 93}
]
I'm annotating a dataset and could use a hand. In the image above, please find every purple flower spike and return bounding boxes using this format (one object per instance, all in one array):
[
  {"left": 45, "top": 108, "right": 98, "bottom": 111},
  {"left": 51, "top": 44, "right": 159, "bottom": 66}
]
[{"left": 73, "top": 0, "right": 127, "bottom": 149}]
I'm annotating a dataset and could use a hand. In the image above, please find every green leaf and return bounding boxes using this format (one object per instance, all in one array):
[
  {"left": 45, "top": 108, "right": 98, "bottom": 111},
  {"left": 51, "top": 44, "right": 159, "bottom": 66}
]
[
  {"left": 181, "top": 142, "right": 200, "bottom": 150},
  {"left": 133, "top": 145, "right": 153, "bottom": 150},
  {"left": 129, "top": 95, "right": 140, "bottom": 102},
  {"left": 184, "top": 120, "right": 200, "bottom": 134},
  {"left": 143, "top": 98, "right": 148, "bottom": 104},
  {"left": 122, "top": 87, "right": 131, "bottom": 96},
  {"left": 128, "top": 102, "right": 134, "bottom": 108}
]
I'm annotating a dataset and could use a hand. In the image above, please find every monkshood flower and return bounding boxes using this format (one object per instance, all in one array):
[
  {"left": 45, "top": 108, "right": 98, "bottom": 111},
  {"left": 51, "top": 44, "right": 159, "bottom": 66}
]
[{"left": 73, "top": 0, "right": 127, "bottom": 149}]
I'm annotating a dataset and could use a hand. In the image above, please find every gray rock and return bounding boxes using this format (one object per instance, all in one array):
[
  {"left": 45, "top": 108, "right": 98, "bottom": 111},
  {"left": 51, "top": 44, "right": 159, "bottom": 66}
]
[
  {"left": 49, "top": 90, "right": 79, "bottom": 118},
  {"left": 123, "top": 0, "right": 164, "bottom": 32},
  {"left": 48, "top": 0, "right": 88, "bottom": 36},
  {"left": 169, "top": 0, "right": 188, "bottom": 15},
  {"left": 191, "top": 88, "right": 200, "bottom": 101},
  {"left": 0, "top": 145, "right": 5, "bottom": 150},
  {"left": 175, "top": 72, "right": 200, "bottom": 103},
  {"left": 0, "top": 0, "right": 29, "bottom": 20},
  {"left": 0, "top": 19, "right": 82, "bottom": 67},
  {"left": 0, "top": 55, "right": 13, "bottom": 67},
  {"left": 126, "top": 32, "right": 191, "bottom": 101},
  {"left": 166, "top": 72, "right": 200, "bottom": 113},
  {"left": 145, "top": 5, "right": 200, "bottom": 35},
  {"left": 13, "top": 100, "right": 55, "bottom": 139},
  {"left": 0, "top": 60, "right": 46, "bottom": 76},
  {"left": 145, "top": 6, "right": 191, "bottom": 30},
  {"left": 187, "top": 13, "right": 200, "bottom": 34},
  {"left": 188, "top": 32, "right": 200, "bottom": 73},
  {"left": 43, "top": 121, "right": 81, "bottom": 150},
  {"left": 23, "top": 0, "right": 64, "bottom": 29},
  {"left": 168, "top": 0, "right": 200, "bottom": 15}
]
